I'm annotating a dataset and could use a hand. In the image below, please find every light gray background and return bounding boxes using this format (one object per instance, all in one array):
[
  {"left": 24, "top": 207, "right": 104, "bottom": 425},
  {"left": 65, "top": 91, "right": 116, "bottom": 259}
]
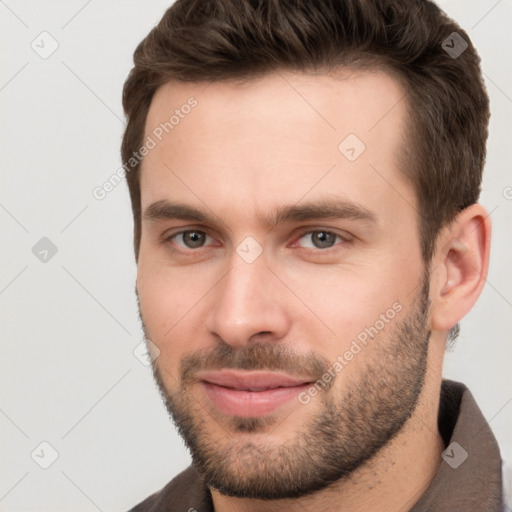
[{"left": 1, "top": 1, "right": 511, "bottom": 510}]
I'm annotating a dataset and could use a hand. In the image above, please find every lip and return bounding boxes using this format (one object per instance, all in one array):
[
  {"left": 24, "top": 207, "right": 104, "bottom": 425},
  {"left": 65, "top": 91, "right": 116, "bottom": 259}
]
[{"left": 197, "top": 370, "right": 314, "bottom": 417}]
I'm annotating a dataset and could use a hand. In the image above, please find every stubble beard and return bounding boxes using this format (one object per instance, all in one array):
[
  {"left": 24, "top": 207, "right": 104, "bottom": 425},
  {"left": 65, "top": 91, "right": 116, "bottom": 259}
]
[{"left": 142, "top": 277, "right": 431, "bottom": 500}]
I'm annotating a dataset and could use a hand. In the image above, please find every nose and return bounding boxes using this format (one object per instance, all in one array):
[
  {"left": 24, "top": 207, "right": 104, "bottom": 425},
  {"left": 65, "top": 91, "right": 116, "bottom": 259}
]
[{"left": 204, "top": 253, "right": 292, "bottom": 348}]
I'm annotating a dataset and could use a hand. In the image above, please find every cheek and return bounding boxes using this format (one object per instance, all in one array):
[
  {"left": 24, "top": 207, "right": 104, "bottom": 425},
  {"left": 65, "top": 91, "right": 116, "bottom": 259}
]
[
  {"left": 136, "top": 262, "right": 207, "bottom": 372},
  {"left": 137, "top": 244, "right": 209, "bottom": 325},
  {"left": 279, "top": 257, "right": 418, "bottom": 358}
]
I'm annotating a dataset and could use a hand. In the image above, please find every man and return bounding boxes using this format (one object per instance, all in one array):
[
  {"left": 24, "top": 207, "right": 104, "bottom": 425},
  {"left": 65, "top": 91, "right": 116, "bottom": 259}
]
[{"left": 123, "top": 0, "right": 504, "bottom": 510}]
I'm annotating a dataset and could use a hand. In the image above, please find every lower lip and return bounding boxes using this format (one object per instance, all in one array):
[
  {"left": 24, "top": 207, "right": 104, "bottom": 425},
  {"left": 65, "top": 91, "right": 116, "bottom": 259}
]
[{"left": 201, "top": 381, "right": 312, "bottom": 417}]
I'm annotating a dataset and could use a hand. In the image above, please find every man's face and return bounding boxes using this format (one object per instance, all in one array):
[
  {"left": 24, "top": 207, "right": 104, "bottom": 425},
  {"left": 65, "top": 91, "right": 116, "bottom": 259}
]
[{"left": 136, "top": 70, "right": 431, "bottom": 498}]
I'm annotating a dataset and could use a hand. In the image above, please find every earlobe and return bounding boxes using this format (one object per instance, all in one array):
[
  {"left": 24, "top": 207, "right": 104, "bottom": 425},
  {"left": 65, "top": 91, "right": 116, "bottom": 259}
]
[{"left": 430, "top": 204, "right": 491, "bottom": 332}]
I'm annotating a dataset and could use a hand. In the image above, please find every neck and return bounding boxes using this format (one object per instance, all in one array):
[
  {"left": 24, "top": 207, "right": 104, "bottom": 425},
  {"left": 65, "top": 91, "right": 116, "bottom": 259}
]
[{"left": 211, "top": 350, "right": 446, "bottom": 512}]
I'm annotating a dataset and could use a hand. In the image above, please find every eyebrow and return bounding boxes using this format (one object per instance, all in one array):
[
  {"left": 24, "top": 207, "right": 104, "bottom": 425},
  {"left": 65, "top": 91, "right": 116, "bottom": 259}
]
[{"left": 143, "top": 198, "right": 378, "bottom": 230}]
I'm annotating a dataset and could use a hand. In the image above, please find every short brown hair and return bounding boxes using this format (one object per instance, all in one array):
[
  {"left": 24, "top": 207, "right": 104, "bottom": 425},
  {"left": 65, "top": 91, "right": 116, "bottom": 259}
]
[{"left": 121, "top": 0, "right": 489, "bottom": 263}]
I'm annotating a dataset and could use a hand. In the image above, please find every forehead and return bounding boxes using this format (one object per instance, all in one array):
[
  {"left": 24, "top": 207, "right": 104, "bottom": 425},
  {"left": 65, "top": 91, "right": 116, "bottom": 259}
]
[
  {"left": 140, "top": 69, "right": 414, "bottom": 227},
  {"left": 145, "top": 68, "right": 408, "bottom": 145}
]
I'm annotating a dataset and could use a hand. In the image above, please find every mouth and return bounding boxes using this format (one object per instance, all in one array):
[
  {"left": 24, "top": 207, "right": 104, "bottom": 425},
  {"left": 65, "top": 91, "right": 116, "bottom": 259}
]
[{"left": 196, "top": 369, "right": 314, "bottom": 417}]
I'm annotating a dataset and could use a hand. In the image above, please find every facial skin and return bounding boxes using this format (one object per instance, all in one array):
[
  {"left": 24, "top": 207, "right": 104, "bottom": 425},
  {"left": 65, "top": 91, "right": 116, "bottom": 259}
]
[{"left": 136, "top": 70, "right": 490, "bottom": 511}]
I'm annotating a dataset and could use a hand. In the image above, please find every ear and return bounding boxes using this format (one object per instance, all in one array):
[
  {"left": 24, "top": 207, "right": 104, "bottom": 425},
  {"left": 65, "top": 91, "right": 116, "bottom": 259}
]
[{"left": 429, "top": 203, "right": 491, "bottom": 332}]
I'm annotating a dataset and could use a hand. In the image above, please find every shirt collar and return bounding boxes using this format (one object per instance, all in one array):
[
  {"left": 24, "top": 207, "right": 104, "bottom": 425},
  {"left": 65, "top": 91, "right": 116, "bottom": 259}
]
[{"left": 410, "top": 379, "right": 504, "bottom": 511}]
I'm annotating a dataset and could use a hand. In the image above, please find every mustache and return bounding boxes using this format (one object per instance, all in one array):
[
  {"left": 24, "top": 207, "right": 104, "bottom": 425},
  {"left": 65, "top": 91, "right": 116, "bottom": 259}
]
[{"left": 178, "top": 339, "right": 332, "bottom": 387}]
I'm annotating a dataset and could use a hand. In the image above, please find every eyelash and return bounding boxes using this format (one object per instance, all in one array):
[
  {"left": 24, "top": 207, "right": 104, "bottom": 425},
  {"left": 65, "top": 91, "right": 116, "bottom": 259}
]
[{"left": 163, "top": 228, "right": 349, "bottom": 253}]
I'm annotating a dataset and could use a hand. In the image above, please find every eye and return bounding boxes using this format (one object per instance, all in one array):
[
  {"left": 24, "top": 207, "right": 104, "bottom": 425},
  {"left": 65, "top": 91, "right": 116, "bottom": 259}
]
[
  {"left": 296, "top": 230, "right": 345, "bottom": 249},
  {"left": 169, "top": 230, "right": 214, "bottom": 249}
]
